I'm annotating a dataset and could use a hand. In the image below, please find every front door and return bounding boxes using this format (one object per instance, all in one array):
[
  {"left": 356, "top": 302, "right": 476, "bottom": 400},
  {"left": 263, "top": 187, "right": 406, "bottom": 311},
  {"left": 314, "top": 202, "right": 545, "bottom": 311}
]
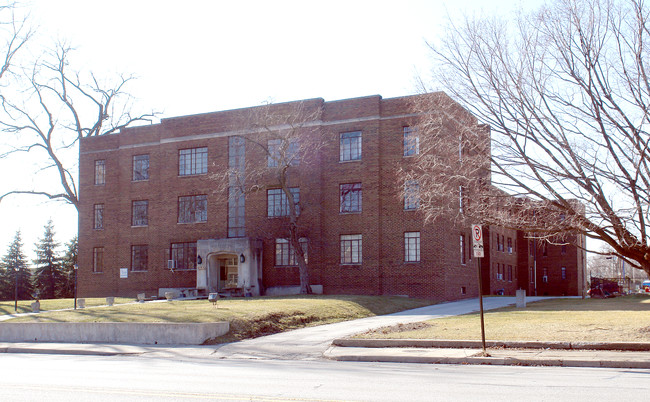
[{"left": 208, "top": 254, "right": 239, "bottom": 292}]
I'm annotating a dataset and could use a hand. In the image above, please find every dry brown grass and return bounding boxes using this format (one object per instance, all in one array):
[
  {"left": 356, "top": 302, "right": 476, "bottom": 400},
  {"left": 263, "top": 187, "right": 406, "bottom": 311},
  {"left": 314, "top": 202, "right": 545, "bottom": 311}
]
[{"left": 356, "top": 294, "right": 650, "bottom": 342}]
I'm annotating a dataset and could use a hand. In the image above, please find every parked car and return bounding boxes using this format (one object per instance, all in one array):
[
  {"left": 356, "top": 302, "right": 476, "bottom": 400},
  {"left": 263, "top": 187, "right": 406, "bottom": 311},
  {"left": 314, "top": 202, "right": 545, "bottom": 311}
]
[{"left": 642, "top": 280, "right": 650, "bottom": 293}]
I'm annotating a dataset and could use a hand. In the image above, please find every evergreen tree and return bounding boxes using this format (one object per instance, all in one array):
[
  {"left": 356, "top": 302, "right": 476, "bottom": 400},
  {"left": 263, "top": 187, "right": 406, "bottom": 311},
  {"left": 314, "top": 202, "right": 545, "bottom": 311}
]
[
  {"left": 32, "top": 220, "right": 64, "bottom": 299},
  {"left": 0, "top": 231, "right": 33, "bottom": 301},
  {"left": 59, "top": 236, "right": 78, "bottom": 298}
]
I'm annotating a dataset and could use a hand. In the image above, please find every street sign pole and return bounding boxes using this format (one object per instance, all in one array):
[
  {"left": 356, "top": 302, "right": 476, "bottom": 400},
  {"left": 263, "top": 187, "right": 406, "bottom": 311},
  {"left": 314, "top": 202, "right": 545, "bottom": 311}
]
[{"left": 472, "top": 224, "right": 487, "bottom": 353}]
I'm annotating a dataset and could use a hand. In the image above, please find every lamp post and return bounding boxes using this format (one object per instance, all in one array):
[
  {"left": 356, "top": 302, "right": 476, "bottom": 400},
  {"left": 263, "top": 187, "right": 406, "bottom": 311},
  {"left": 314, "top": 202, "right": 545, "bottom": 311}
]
[
  {"left": 14, "top": 266, "right": 18, "bottom": 313},
  {"left": 73, "top": 264, "right": 78, "bottom": 310}
]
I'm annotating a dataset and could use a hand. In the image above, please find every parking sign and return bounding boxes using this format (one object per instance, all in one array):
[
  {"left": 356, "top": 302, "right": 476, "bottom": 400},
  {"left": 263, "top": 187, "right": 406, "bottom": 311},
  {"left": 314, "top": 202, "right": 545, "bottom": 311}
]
[{"left": 472, "top": 224, "right": 484, "bottom": 258}]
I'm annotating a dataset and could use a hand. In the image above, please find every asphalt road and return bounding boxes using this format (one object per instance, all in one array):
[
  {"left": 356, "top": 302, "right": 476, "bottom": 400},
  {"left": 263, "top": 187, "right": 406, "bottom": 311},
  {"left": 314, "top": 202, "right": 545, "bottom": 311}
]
[{"left": 1, "top": 353, "right": 648, "bottom": 401}]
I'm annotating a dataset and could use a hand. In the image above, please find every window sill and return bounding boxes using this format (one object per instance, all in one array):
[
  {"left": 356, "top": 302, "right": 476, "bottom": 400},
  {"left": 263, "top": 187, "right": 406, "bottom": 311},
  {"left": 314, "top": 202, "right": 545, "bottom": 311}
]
[
  {"left": 340, "top": 263, "right": 362, "bottom": 266},
  {"left": 177, "top": 221, "right": 207, "bottom": 225},
  {"left": 275, "top": 265, "right": 299, "bottom": 268},
  {"left": 403, "top": 261, "right": 421, "bottom": 264},
  {"left": 132, "top": 179, "right": 150, "bottom": 183},
  {"left": 131, "top": 225, "right": 148, "bottom": 228},
  {"left": 178, "top": 173, "right": 208, "bottom": 178},
  {"left": 404, "top": 208, "right": 418, "bottom": 212},
  {"left": 93, "top": 228, "right": 104, "bottom": 231},
  {"left": 130, "top": 270, "right": 148, "bottom": 273},
  {"left": 340, "top": 211, "right": 362, "bottom": 215},
  {"left": 169, "top": 268, "right": 197, "bottom": 271},
  {"left": 92, "top": 271, "right": 103, "bottom": 274},
  {"left": 339, "top": 159, "right": 361, "bottom": 164}
]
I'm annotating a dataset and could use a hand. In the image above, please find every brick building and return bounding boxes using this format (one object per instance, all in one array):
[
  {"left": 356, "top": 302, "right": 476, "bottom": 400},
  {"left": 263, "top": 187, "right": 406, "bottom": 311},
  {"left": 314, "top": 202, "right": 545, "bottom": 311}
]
[{"left": 78, "top": 93, "right": 585, "bottom": 300}]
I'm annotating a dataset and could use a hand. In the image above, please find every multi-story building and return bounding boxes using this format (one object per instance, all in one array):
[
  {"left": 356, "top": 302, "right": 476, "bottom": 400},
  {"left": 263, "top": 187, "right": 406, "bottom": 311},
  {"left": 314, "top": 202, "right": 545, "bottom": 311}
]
[{"left": 78, "top": 93, "right": 585, "bottom": 300}]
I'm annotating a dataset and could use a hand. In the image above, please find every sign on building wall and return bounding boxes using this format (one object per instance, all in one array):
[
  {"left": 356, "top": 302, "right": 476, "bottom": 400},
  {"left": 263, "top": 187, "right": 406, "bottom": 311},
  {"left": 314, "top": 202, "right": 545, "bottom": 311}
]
[
  {"left": 120, "top": 268, "right": 128, "bottom": 279},
  {"left": 472, "top": 224, "right": 484, "bottom": 258}
]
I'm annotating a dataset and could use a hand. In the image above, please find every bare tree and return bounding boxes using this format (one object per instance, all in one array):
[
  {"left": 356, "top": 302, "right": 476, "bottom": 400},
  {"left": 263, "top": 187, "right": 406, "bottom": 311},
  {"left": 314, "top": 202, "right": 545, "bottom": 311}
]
[
  {"left": 411, "top": 0, "right": 650, "bottom": 276},
  {"left": 214, "top": 101, "right": 324, "bottom": 294},
  {"left": 0, "top": 43, "right": 156, "bottom": 209},
  {"left": 0, "top": 2, "right": 31, "bottom": 84}
]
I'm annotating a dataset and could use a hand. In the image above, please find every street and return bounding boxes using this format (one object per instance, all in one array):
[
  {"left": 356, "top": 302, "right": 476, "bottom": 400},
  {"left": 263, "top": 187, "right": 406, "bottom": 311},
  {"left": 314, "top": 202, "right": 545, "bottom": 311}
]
[{"left": 1, "top": 353, "right": 648, "bottom": 401}]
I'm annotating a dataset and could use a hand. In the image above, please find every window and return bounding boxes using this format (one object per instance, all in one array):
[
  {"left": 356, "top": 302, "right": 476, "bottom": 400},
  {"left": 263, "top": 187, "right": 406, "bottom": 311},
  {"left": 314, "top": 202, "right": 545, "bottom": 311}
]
[
  {"left": 496, "top": 234, "right": 502, "bottom": 251},
  {"left": 542, "top": 242, "right": 548, "bottom": 256},
  {"left": 404, "top": 232, "right": 420, "bottom": 262},
  {"left": 228, "top": 137, "right": 246, "bottom": 238},
  {"left": 507, "top": 265, "right": 513, "bottom": 282},
  {"left": 529, "top": 240, "right": 534, "bottom": 257},
  {"left": 275, "top": 238, "right": 308, "bottom": 266},
  {"left": 496, "top": 263, "right": 502, "bottom": 280},
  {"left": 507, "top": 237, "right": 513, "bottom": 254},
  {"left": 268, "top": 138, "right": 299, "bottom": 167},
  {"left": 178, "top": 195, "right": 207, "bottom": 223},
  {"left": 267, "top": 188, "right": 300, "bottom": 217},
  {"left": 131, "top": 245, "right": 148, "bottom": 271},
  {"left": 459, "top": 186, "right": 465, "bottom": 214},
  {"left": 340, "top": 183, "right": 362, "bottom": 213},
  {"left": 94, "top": 160, "right": 105, "bottom": 185},
  {"left": 93, "top": 247, "right": 104, "bottom": 273},
  {"left": 132, "top": 200, "right": 148, "bottom": 226},
  {"left": 340, "top": 234, "right": 362, "bottom": 264},
  {"left": 170, "top": 242, "right": 197, "bottom": 270},
  {"left": 561, "top": 244, "right": 567, "bottom": 254},
  {"left": 404, "top": 180, "right": 420, "bottom": 210},
  {"left": 179, "top": 147, "right": 208, "bottom": 176},
  {"left": 93, "top": 204, "right": 104, "bottom": 230},
  {"left": 542, "top": 267, "right": 548, "bottom": 282},
  {"left": 530, "top": 267, "right": 534, "bottom": 283},
  {"left": 561, "top": 266, "right": 567, "bottom": 280},
  {"left": 460, "top": 286, "right": 467, "bottom": 295},
  {"left": 132, "top": 154, "right": 150, "bottom": 181},
  {"left": 460, "top": 234, "right": 467, "bottom": 265},
  {"left": 403, "top": 126, "right": 419, "bottom": 156},
  {"left": 340, "top": 131, "right": 361, "bottom": 161}
]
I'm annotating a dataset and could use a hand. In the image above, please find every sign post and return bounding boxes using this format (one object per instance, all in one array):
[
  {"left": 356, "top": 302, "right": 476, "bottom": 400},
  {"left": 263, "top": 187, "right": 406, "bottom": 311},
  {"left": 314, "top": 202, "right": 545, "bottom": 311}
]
[{"left": 472, "top": 224, "right": 487, "bottom": 353}]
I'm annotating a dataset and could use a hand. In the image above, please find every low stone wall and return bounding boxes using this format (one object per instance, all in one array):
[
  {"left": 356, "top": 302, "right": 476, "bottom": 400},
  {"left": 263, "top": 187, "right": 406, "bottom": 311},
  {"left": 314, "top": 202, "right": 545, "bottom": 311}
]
[
  {"left": 265, "top": 285, "right": 323, "bottom": 296},
  {"left": 0, "top": 322, "right": 229, "bottom": 345}
]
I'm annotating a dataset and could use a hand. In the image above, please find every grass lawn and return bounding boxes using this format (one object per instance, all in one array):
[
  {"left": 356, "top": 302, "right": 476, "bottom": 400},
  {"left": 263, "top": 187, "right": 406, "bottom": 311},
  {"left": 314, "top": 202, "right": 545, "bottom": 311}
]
[
  {"left": 0, "top": 297, "right": 134, "bottom": 315},
  {"left": 3, "top": 295, "right": 435, "bottom": 343},
  {"left": 355, "top": 294, "right": 650, "bottom": 342}
]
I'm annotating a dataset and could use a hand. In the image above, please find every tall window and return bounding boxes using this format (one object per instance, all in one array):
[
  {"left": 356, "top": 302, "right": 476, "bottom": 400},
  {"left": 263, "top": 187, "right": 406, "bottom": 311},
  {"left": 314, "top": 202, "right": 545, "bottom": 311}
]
[
  {"left": 507, "top": 237, "right": 513, "bottom": 254},
  {"left": 275, "top": 238, "right": 308, "bottom": 266},
  {"left": 460, "top": 234, "right": 467, "bottom": 265},
  {"left": 228, "top": 137, "right": 246, "bottom": 238},
  {"left": 507, "top": 265, "right": 513, "bottom": 281},
  {"left": 94, "top": 160, "right": 105, "bottom": 185},
  {"left": 131, "top": 245, "right": 148, "bottom": 271},
  {"left": 340, "top": 183, "right": 362, "bottom": 213},
  {"left": 561, "top": 244, "right": 567, "bottom": 254},
  {"left": 561, "top": 266, "right": 567, "bottom": 280},
  {"left": 529, "top": 240, "right": 534, "bottom": 257},
  {"left": 132, "top": 200, "right": 148, "bottom": 226},
  {"left": 178, "top": 195, "right": 207, "bottom": 223},
  {"left": 530, "top": 267, "right": 534, "bottom": 283},
  {"left": 267, "top": 188, "right": 300, "bottom": 217},
  {"left": 93, "top": 204, "right": 104, "bottom": 230},
  {"left": 340, "top": 131, "right": 362, "bottom": 161},
  {"left": 170, "top": 242, "right": 197, "bottom": 270},
  {"left": 542, "top": 267, "right": 548, "bottom": 282},
  {"left": 404, "top": 180, "right": 420, "bottom": 210},
  {"left": 132, "top": 154, "right": 150, "bottom": 181},
  {"left": 268, "top": 138, "right": 299, "bottom": 167},
  {"left": 403, "top": 126, "right": 419, "bottom": 156},
  {"left": 179, "top": 147, "right": 208, "bottom": 176},
  {"left": 340, "top": 234, "right": 362, "bottom": 264},
  {"left": 404, "top": 232, "right": 420, "bottom": 262},
  {"left": 93, "top": 247, "right": 104, "bottom": 273}
]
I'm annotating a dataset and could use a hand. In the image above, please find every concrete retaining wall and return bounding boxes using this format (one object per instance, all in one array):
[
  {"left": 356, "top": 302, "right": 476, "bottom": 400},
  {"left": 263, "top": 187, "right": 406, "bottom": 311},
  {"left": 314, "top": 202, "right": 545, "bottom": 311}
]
[
  {"left": 0, "top": 322, "right": 229, "bottom": 345},
  {"left": 265, "top": 285, "right": 323, "bottom": 296}
]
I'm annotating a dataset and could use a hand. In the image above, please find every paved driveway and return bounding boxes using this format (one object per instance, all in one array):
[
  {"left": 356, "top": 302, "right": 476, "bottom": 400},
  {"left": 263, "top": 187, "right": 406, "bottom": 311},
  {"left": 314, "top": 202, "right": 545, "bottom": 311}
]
[{"left": 214, "top": 296, "right": 552, "bottom": 360}]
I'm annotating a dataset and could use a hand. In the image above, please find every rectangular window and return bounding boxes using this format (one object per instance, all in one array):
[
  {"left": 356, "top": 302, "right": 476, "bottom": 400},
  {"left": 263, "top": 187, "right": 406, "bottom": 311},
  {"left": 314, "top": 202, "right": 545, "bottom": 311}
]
[
  {"left": 93, "top": 204, "right": 104, "bottom": 230},
  {"left": 268, "top": 138, "right": 299, "bottom": 167},
  {"left": 132, "top": 154, "right": 150, "bottom": 181},
  {"left": 228, "top": 136, "right": 246, "bottom": 238},
  {"left": 178, "top": 195, "right": 207, "bottom": 223},
  {"left": 179, "top": 147, "right": 208, "bottom": 176},
  {"left": 404, "top": 180, "right": 420, "bottom": 210},
  {"left": 131, "top": 200, "right": 148, "bottom": 226},
  {"left": 507, "top": 265, "right": 513, "bottom": 282},
  {"left": 340, "top": 234, "right": 362, "bottom": 264},
  {"left": 529, "top": 240, "right": 534, "bottom": 257},
  {"left": 275, "top": 238, "right": 308, "bottom": 266},
  {"left": 561, "top": 244, "right": 567, "bottom": 254},
  {"left": 403, "top": 126, "right": 419, "bottom": 156},
  {"left": 404, "top": 232, "right": 420, "bottom": 262},
  {"left": 496, "top": 263, "right": 502, "bottom": 280},
  {"left": 542, "top": 267, "right": 548, "bottom": 282},
  {"left": 339, "top": 131, "right": 362, "bottom": 161},
  {"left": 530, "top": 267, "right": 534, "bottom": 283},
  {"left": 267, "top": 188, "right": 300, "bottom": 217},
  {"left": 94, "top": 160, "right": 105, "bottom": 185},
  {"left": 507, "top": 237, "right": 513, "bottom": 254},
  {"left": 228, "top": 186, "right": 246, "bottom": 238},
  {"left": 93, "top": 247, "right": 104, "bottom": 273},
  {"left": 460, "top": 234, "right": 466, "bottom": 265},
  {"left": 170, "top": 242, "right": 197, "bottom": 270},
  {"left": 340, "top": 183, "right": 362, "bottom": 213},
  {"left": 542, "top": 242, "right": 548, "bottom": 256},
  {"left": 561, "top": 266, "right": 567, "bottom": 280},
  {"left": 131, "top": 245, "right": 148, "bottom": 271}
]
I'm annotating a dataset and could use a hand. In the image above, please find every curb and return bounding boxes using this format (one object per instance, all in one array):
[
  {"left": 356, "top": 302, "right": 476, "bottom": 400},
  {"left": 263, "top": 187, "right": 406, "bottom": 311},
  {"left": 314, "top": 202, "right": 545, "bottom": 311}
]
[
  {"left": 0, "top": 346, "right": 140, "bottom": 356},
  {"left": 332, "top": 338, "right": 650, "bottom": 351}
]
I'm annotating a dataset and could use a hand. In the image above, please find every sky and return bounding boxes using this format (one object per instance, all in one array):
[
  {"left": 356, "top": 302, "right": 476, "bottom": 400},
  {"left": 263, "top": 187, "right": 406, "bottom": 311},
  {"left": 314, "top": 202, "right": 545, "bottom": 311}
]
[{"left": 0, "top": 0, "right": 538, "bottom": 259}]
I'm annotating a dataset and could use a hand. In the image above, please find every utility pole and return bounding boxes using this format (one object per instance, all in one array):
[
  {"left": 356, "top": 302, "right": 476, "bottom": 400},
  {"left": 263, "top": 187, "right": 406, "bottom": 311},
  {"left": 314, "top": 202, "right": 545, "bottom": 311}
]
[{"left": 472, "top": 224, "right": 486, "bottom": 353}]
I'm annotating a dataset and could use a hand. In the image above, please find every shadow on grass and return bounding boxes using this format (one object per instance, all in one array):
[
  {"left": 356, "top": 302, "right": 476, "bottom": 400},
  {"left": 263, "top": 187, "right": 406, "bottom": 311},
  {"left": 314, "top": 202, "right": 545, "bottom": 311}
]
[{"left": 497, "top": 294, "right": 650, "bottom": 313}]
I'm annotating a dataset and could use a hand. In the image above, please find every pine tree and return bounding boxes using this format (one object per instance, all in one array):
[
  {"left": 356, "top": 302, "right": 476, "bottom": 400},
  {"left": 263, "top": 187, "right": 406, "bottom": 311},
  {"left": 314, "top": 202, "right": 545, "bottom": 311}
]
[
  {"left": 59, "top": 236, "right": 78, "bottom": 298},
  {"left": 0, "top": 231, "right": 33, "bottom": 301},
  {"left": 32, "top": 220, "right": 64, "bottom": 299}
]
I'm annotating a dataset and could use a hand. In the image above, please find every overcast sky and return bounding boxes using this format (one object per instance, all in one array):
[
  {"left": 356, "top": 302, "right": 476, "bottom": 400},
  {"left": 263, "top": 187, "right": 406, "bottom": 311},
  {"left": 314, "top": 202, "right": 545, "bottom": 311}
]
[{"left": 0, "top": 0, "right": 538, "bottom": 259}]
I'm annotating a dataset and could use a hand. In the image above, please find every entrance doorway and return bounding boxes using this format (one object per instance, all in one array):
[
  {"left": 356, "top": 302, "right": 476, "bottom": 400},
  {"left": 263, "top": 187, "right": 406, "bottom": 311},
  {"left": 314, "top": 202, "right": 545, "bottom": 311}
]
[{"left": 207, "top": 254, "right": 239, "bottom": 292}]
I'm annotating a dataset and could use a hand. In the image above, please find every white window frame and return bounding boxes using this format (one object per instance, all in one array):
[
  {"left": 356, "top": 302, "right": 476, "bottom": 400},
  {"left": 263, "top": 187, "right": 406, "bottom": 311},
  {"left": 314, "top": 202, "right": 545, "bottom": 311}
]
[{"left": 340, "top": 234, "right": 362, "bottom": 264}]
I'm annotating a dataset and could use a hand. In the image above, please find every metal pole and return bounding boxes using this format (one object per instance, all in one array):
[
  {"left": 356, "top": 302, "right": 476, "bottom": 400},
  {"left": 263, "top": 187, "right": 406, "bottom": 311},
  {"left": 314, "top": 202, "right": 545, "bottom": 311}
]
[
  {"left": 533, "top": 238, "right": 537, "bottom": 296},
  {"left": 477, "top": 255, "right": 486, "bottom": 353},
  {"left": 74, "top": 264, "right": 78, "bottom": 310},
  {"left": 14, "top": 267, "right": 18, "bottom": 312}
]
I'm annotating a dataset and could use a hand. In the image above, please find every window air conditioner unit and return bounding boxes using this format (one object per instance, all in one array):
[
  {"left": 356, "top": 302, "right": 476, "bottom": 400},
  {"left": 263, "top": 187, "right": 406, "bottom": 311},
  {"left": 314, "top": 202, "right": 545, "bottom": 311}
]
[
  {"left": 167, "top": 259, "right": 177, "bottom": 270},
  {"left": 542, "top": 275, "right": 548, "bottom": 283}
]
